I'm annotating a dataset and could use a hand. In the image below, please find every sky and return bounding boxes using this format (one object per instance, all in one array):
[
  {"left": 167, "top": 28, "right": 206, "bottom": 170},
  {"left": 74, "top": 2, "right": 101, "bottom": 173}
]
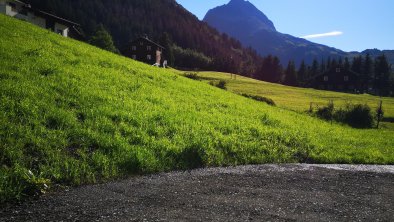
[{"left": 175, "top": 0, "right": 394, "bottom": 52}]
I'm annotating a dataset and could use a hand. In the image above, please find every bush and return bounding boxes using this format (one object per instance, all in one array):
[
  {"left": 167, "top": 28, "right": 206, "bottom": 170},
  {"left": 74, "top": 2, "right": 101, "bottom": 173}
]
[
  {"left": 210, "top": 80, "right": 227, "bottom": 90},
  {"left": 314, "top": 101, "right": 374, "bottom": 128},
  {"left": 344, "top": 104, "right": 374, "bottom": 128},
  {"left": 316, "top": 101, "right": 334, "bottom": 121},
  {"left": 241, "top": 93, "right": 276, "bottom": 106},
  {"left": 376, "top": 101, "right": 384, "bottom": 128},
  {"left": 183, "top": 72, "right": 199, "bottom": 80},
  {"left": 216, "top": 80, "right": 227, "bottom": 90}
]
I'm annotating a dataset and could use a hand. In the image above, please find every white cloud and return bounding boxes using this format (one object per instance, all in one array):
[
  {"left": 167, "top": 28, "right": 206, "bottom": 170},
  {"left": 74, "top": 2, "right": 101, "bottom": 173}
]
[{"left": 301, "top": 31, "right": 343, "bottom": 39}]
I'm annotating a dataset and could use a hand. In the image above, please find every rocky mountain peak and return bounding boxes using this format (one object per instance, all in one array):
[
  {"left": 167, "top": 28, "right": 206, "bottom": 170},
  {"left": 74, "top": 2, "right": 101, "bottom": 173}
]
[{"left": 203, "top": 0, "right": 276, "bottom": 33}]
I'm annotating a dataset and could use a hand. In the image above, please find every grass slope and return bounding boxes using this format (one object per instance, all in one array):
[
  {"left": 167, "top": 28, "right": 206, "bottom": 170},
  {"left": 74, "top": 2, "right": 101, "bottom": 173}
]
[
  {"left": 197, "top": 71, "right": 394, "bottom": 129},
  {"left": 0, "top": 15, "right": 393, "bottom": 203}
]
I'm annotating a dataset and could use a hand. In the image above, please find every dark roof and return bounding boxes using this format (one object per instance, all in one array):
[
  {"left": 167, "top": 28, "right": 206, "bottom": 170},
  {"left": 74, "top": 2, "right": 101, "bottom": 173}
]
[
  {"left": 15, "top": 0, "right": 80, "bottom": 26},
  {"left": 31, "top": 9, "right": 80, "bottom": 26},
  {"left": 13, "top": 0, "right": 28, "bottom": 5},
  {"left": 132, "top": 37, "right": 165, "bottom": 49}
]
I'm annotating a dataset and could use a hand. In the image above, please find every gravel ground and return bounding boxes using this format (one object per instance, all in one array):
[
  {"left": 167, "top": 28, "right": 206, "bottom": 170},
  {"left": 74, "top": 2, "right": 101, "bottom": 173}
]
[{"left": 1, "top": 164, "right": 394, "bottom": 221}]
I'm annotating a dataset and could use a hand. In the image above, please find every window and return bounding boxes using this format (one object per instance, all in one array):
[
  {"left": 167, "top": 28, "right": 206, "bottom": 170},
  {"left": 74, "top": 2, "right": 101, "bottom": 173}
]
[
  {"left": 323, "top": 76, "right": 328, "bottom": 82},
  {"left": 132, "top": 55, "right": 136, "bottom": 59},
  {"left": 147, "top": 55, "right": 152, "bottom": 60},
  {"left": 336, "top": 68, "right": 341, "bottom": 73},
  {"left": 344, "top": 76, "right": 349, "bottom": 82},
  {"left": 8, "top": 2, "right": 16, "bottom": 11},
  {"left": 56, "top": 29, "right": 63, "bottom": 35},
  {"left": 132, "top": 46, "right": 136, "bottom": 51},
  {"left": 147, "top": 46, "right": 152, "bottom": 51},
  {"left": 139, "top": 41, "right": 143, "bottom": 46}
]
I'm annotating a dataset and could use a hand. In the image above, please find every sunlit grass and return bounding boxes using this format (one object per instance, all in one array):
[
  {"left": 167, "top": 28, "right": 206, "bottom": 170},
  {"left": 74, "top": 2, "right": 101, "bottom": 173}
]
[{"left": 197, "top": 71, "right": 394, "bottom": 129}]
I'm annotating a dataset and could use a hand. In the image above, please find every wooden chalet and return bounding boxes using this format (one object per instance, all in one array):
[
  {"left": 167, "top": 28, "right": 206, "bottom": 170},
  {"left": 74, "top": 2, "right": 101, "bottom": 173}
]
[
  {"left": 307, "top": 67, "right": 367, "bottom": 93},
  {"left": 0, "top": 0, "right": 82, "bottom": 39},
  {"left": 128, "top": 36, "right": 165, "bottom": 65}
]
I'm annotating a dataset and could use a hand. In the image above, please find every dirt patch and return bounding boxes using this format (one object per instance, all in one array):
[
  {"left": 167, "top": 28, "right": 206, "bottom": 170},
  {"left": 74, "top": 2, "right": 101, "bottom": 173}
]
[{"left": 1, "top": 164, "right": 393, "bottom": 221}]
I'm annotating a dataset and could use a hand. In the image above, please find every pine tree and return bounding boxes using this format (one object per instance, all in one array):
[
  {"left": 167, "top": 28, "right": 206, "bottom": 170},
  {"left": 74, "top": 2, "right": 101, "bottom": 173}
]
[
  {"left": 338, "top": 57, "right": 343, "bottom": 67},
  {"left": 158, "top": 32, "right": 175, "bottom": 66},
  {"left": 363, "top": 53, "right": 373, "bottom": 92},
  {"left": 326, "top": 57, "right": 332, "bottom": 70},
  {"left": 330, "top": 58, "right": 338, "bottom": 69},
  {"left": 309, "top": 58, "right": 319, "bottom": 77},
  {"left": 320, "top": 58, "right": 326, "bottom": 73},
  {"left": 374, "top": 54, "right": 391, "bottom": 96},
  {"left": 258, "top": 55, "right": 282, "bottom": 83},
  {"left": 88, "top": 24, "right": 118, "bottom": 53},
  {"left": 351, "top": 56, "right": 363, "bottom": 74},
  {"left": 284, "top": 60, "right": 297, "bottom": 86},
  {"left": 363, "top": 54, "right": 373, "bottom": 77},
  {"left": 344, "top": 57, "right": 350, "bottom": 70},
  {"left": 352, "top": 55, "right": 364, "bottom": 91},
  {"left": 297, "top": 60, "right": 307, "bottom": 85},
  {"left": 392, "top": 76, "right": 394, "bottom": 97},
  {"left": 272, "top": 56, "right": 283, "bottom": 83}
]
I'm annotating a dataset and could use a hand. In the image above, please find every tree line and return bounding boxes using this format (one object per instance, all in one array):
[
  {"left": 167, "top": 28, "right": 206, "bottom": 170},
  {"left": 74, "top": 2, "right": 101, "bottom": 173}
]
[{"left": 254, "top": 54, "right": 393, "bottom": 96}]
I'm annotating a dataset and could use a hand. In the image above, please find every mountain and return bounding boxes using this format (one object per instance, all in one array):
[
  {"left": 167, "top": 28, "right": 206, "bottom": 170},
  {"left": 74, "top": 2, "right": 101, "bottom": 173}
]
[
  {"left": 205, "top": 0, "right": 276, "bottom": 34},
  {"left": 23, "top": 0, "right": 262, "bottom": 75},
  {"left": 203, "top": 0, "right": 348, "bottom": 65},
  {"left": 361, "top": 49, "right": 394, "bottom": 66}
]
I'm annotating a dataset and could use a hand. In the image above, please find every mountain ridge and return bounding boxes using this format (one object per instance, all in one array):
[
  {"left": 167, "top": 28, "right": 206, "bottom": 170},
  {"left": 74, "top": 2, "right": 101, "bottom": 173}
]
[
  {"left": 205, "top": 0, "right": 276, "bottom": 33},
  {"left": 203, "top": 0, "right": 349, "bottom": 65}
]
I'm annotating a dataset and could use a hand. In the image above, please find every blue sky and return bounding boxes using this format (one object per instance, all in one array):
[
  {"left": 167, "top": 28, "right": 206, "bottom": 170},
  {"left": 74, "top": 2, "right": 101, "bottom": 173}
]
[{"left": 175, "top": 0, "right": 394, "bottom": 52}]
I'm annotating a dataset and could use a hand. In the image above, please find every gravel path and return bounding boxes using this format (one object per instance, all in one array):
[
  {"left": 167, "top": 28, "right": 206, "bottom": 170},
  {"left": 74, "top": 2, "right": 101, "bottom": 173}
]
[{"left": 1, "top": 164, "right": 394, "bottom": 221}]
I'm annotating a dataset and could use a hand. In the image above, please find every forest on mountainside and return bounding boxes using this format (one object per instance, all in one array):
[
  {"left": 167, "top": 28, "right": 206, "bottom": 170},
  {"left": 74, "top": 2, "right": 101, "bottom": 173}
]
[
  {"left": 24, "top": 0, "right": 263, "bottom": 75},
  {"left": 255, "top": 54, "right": 393, "bottom": 96}
]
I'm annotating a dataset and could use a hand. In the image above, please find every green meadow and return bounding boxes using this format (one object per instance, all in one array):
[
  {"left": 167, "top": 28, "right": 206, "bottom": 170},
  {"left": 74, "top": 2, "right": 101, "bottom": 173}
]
[
  {"left": 0, "top": 14, "right": 393, "bottom": 203},
  {"left": 196, "top": 71, "right": 394, "bottom": 129}
]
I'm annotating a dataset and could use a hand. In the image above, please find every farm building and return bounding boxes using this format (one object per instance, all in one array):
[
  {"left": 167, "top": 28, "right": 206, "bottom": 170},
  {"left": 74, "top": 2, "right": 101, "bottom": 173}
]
[
  {"left": 127, "top": 37, "right": 165, "bottom": 66},
  {"left": 307, "top": 67, "right": 368, "bottom": 93},
  {"left": 0, "top": 0, "right": 81, "bottom": 39}
]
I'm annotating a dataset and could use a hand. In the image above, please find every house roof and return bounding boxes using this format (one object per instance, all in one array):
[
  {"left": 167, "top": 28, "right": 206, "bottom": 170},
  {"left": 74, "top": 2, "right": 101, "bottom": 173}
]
[
  {"left": 30, "top": 9, "right": 80, "bottom": 26},
  {"left": 12, "top": 0, "right": 80, "bottom": 26},
  {"left": 132, "top": 37, "right": 165, "bottom": 49},
  {"left": 12, "top": 0, "right": 28, "bottom": 5}
]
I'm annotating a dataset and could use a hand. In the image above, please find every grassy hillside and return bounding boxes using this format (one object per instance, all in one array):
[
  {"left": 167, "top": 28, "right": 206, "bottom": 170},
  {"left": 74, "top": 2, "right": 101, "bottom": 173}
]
[
  {"left": 196, "top": 71, "right": 394, "bottom": 129},
  {"left": 0, "top": 15, "right": 393, "bottom": 203}
]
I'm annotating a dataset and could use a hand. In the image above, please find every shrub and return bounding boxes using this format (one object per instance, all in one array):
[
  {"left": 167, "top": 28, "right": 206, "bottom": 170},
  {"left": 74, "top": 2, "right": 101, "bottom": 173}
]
[
  {"left": 216, "top": 80, "right": 227, "bottom": 90},
  {"left": 183, "top": 72, "right": 199, "bottom": 80},
  {"left": 376, "top": 101, "right": 384, "bottom": 128},
  {"left": 314, "top": 101, "right": 375, "bottom": 128},
  {"left": 210, "top": 80, "right": 227, "bottom": 90},
  {"left": 316, "top": 100, "right": 334, "bottom": 121},
  {"left": 241, "top": 93, "right": 276, "bottom": 106},
  {"left": 344, "top": 104, "right": 374, "bottom": 128}
]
